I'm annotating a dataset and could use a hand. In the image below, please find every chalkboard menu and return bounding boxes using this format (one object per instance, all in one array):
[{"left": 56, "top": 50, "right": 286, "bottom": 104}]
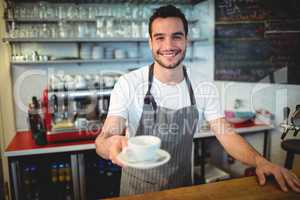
[{"left": 214, "top": 0, "right": 300, "bottom": 84}]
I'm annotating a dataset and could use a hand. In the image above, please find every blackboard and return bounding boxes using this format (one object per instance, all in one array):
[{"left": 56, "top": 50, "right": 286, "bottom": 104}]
[{"left": 214, "top": 0, "right": 300, "bottom": 84}]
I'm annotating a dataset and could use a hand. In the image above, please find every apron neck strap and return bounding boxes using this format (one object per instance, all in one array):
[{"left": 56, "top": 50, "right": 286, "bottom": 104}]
[
  {"left": 145, "top": 63, "right": 196, "bottom": 106},
  {"left": 147, "top": 63, "right": 155, "bottom": 94},
  {"left": 183, "top": 66, "right": 196, "bottom": 106}
]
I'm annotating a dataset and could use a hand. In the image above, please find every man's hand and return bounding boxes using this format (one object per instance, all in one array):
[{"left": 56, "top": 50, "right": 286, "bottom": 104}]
[
  {"left": 255, "top": 156, "right": 300, "bottom": 192},
  {"left": 95, "top": 116, "right": 127, "bottom": 167},
  {"left": 106, "top": 135, "right": 128, "bottom": 167}
]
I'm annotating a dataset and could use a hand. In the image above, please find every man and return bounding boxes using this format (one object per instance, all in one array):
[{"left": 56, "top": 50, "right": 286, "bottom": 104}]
[{"left": 95, "top": 5, "right": 300, "bottom": 196}]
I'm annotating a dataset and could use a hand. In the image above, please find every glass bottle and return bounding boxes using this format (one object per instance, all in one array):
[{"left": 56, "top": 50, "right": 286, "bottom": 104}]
[
  {"left": 41, "top": 24, "right": 50, "bottom": 38},
  {"left": 29, "top": 96, "right": 47, "bottom": 145}
]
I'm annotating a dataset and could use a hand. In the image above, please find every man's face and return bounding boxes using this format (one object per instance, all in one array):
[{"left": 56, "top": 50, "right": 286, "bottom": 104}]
[{"left": 149, "top": 17, "right": 187, "bottom": 69}]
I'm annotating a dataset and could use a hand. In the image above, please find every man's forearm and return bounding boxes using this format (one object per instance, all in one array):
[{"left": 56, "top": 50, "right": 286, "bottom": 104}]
[
  {"left": 216, "top": 131, "right": 265, "bottom": 167},
  {"left": 210, "top": 118, "right": 266, "bottom": 167}
]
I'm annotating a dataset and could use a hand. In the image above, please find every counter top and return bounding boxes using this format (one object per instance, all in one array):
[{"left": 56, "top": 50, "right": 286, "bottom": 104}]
[
  {"left": 4, "top": 124, "right": 273, "bottom": 157},
  {"left": 4, "top": 131, "right": 95, "bottom": 157},
  {"left": 194, "top": 124, "right": 273, "bottom": 138},
  {"left": 105, "top": 175, "right": 300, "bottom": 200}
]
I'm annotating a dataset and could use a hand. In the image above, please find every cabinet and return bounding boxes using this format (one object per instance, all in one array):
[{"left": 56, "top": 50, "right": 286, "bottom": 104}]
[{"left": 8, "top": 144, "right": 121, "bottom": 200}]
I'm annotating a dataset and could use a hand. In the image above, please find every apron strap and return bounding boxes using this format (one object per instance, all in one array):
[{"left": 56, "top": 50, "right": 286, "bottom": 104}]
[
  {"left": 144, "top": 64, "right": 196, "bottom": 109},
  {"left": 183, "top": 66, "right": 197, "bottom": 106},
  {"left": 144, "top": 63, "right": 157, "bottom": 112}
]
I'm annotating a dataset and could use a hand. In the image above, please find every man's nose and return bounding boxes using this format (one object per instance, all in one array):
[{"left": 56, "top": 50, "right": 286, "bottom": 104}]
[{"left": 163, "top": 37, "right": 174, "bottom": 50}]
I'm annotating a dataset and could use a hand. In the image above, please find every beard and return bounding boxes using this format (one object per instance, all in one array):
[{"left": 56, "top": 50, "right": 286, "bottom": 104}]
[{"left": 152, "top": 48, "right": 186, "bottom": 69}]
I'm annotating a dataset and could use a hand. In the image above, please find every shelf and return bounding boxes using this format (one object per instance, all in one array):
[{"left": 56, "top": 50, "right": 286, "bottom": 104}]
[
  {"left": 6, "top": 18, "right": 143, "bottom": 23},
  {"left": 8, "top": 0, "right": 203, "bottom": 5},
  {"left": 3, "top": 37, "right": 149, "bottom": 42},
  {"left": 48, "top": 89, "right": 112, "bottom": 98},
  {"left": 215, "top": 37, "right": 263, "bottom": 41},
  {"left": 182, "top": 57, "right": 206, "bottom": 63},
  {"left": 11, "top": 58, "right": 150, "bottom": 65},
  {"left": 265, "top": 30, "right": 300, "bottom": 34},
  {"left": 4, "top": 37, "right": 207, "bottom": 43},
  {"left": 6, "top": 18, "right": 60, "bottom": 23},
  {"left": 215, "top": 20, "right": 265, "bottom": 25},
  {"left": 11, "top": 57, "right": 205, "bottom": 65},
  {"left": 6, "top": 18, "right": 198, "bottom": 24}
]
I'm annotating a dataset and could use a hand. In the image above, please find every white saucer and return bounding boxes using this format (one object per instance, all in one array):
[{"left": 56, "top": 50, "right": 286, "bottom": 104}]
[{"left": 117, "top": 149, "right": 171, "bottom": 170}]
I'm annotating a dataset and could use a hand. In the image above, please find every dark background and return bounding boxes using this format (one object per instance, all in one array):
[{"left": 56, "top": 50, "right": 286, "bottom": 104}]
[{"left": 214, "top": 0, "right": 300, "bottom": 84}]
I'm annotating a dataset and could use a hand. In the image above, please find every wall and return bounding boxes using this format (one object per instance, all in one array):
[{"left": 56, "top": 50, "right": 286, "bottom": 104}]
[
  {"left": 214, "top": 13, "right": 300, "bottom": 177},
  {"left": 0, "top": 0, "right": 15, "bottom": 199},
  {"left": 0, "top": 107, "right": 6, "bottom": 200}
]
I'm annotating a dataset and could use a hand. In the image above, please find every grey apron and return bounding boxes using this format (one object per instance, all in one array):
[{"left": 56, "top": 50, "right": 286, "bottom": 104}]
[{"left": 120, "top": 64, "right": 199, "bottom": 196}]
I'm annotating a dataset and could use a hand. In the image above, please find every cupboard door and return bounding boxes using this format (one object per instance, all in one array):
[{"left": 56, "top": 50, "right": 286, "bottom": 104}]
[
  {"left": 78, "top": 151, "right": 121, "bottom": 200},
  {"left": 9, "top": 153, "right": 80, "bottom": 200}
]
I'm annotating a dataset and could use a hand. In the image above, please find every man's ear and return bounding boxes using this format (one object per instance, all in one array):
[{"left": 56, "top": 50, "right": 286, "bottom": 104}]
[
  {"left": 186, "top": 34, "right": 189, "bottom": 43},
  {"left": 186, "top": 35, "right": 190, "bottom": 48}
]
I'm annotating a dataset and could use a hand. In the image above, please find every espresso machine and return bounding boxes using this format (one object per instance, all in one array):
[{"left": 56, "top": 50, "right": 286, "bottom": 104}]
[
  {"left": 41, "top": 88, "right": 110, "bottom": 143},
  {"left": 280, "top": 105, "right": 300, "bottom": 139},
  {"left": 28, "top": 73, "right": 120, "bottom": 143}
]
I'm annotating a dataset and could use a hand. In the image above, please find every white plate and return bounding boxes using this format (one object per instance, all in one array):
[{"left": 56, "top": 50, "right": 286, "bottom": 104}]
[{"left": 117, "top": 149, "right": 171, "bottom": 170}]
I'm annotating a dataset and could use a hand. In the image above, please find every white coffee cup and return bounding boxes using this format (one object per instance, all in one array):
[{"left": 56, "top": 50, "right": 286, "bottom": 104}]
[
  {"left": 114, "top": 49, "right": 127, "bottom": 59},
  {"left": 103, "top": 76, "right": 115, "bottom": 88},
  {"left": 64, "top": 75, "right": 75, "bottom": 90},
  {"left": 75, "top": 75, "right": 87, "bottom": 89},
  {"left": 92, "top": 45, "right": 104, "bottom": 60},
  {"left": 126, "top": 135, "right": 161, "bottom": 162}
]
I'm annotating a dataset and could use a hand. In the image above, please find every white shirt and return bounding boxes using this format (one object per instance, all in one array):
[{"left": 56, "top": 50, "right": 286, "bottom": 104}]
[{"left": 108, "top": 66, "right": 224, "bottom": 137}]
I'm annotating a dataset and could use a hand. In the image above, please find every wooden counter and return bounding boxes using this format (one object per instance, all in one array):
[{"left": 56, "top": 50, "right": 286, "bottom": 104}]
[{"left": 105, "top": 176, "right": 300, "bottom": 200}]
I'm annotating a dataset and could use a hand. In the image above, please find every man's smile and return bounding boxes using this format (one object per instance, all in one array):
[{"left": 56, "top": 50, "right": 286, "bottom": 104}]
[{"left": 158, "top": 50, "right": 181, "bottom": 58}]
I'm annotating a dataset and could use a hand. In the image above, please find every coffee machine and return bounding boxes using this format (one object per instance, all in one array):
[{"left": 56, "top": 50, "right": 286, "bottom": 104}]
[
  {"left": 41, "top": 88, "right": 110, "bottom": 143},
  {"left": 27, "top": 72, "right": 121, "bottom": 143}
]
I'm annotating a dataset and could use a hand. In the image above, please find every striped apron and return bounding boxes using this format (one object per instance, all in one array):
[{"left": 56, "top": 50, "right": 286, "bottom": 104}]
[{"left": 120, "top": 64, "right": 199, "bottom": 196}]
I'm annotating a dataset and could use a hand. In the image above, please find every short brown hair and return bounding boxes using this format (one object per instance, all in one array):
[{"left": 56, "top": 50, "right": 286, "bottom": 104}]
[{"left": 148, "top": 5, "right": 188, "bottom": 38}]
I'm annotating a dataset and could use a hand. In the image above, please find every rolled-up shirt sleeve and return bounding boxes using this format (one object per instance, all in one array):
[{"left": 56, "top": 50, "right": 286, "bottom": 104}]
[
  {"left": 204, "top": 93, "right": 224, "bottom": 121},
  {"left": 194, "top": 81, "right": 224, "bottom": 122}
]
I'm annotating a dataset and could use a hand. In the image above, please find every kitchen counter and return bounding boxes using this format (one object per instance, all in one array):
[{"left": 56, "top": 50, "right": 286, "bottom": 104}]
[
  {"left": 4, "top": 124, "right": 273, "bottom": 157},
  {"left": 105, "top": 175, "right": 300, "bottom": 200},
  {"left": 4, "top": 131, "right": 95, "bottom": 157},
  {"left": 194, "top": 123, "right": 274, "bottom": 138}
]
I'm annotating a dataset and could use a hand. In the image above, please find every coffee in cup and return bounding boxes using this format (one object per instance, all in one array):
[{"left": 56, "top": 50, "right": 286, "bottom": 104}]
[{"left": 126, "top": 135, "right": 161, "bottom": 162}]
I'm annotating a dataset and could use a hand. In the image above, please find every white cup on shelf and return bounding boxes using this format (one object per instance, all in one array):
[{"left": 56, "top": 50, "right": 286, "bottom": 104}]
[
  {"left": 75, "top": 75, "right": 87, "bottom": 90},
  {"left": 114, "top": 49, "right": 127, "bottom": 59},
  {"left": 104, "top": 47, "right": 114, "bottom": 59},
  {"left": 127, "top": 50, "right": 138, "bottom": 59},
  {"left": 92, "top": 45, "right": 104, "bottom": 60},
  {"left": 80, "top": 44, "right": 92, "bottom": 60}
]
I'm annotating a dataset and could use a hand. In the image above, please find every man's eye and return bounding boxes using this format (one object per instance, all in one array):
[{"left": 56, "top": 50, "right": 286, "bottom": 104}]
[
  {"left": 173, "top": 36, "right": 182, "bottom": 40},
  {"left": 156, "top": 37, "right": 164, "bottom": 41}
]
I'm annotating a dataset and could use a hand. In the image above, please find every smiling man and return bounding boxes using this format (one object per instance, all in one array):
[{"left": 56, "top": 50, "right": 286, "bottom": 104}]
[
  {"left": 150, "top": 17, "right": 186, "bottom": 69},
  {"left": 95, "top": 5, "right": 300, "bottom": 196}
]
